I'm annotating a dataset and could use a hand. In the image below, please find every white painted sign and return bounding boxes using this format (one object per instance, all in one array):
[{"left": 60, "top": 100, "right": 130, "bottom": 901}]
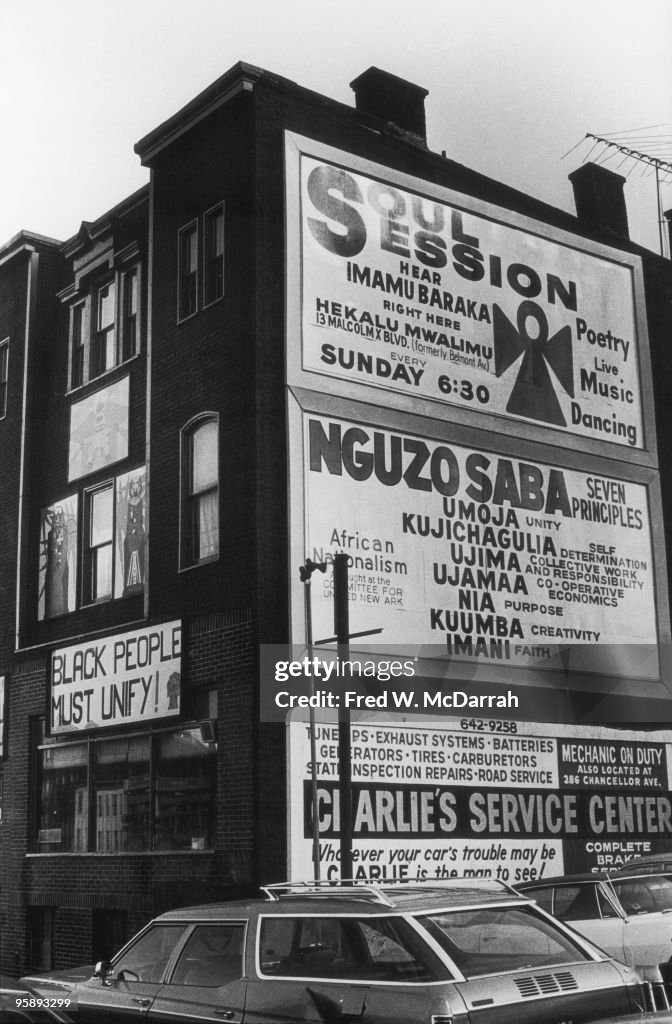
[
  {"left": 292, "top": 143, "right": 644, "bottom": 449},
  {"left": 302, "top": 412, "right": 656, "bottom": 675},
  {"left": 50, "top": 621, "right": 182, "bottom": 735},
  {"left": 288, "top": 714, "right": 672, "bottom": 881}
]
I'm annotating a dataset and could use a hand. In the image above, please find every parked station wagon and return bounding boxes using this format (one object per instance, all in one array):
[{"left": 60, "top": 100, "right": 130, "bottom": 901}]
[{"left": 22, "top": 879, "right": 657, "bottom": 1023}]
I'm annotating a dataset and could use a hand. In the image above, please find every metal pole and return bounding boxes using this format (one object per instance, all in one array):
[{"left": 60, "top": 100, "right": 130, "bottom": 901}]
[
  {"left": 334, "top": 552, "right": 353, "bottom": 880},
  {"left": 656, "top": 164, "right": 665, "bottom": 257},
  {"left": 304, "top": 579, "right": 321, "bottom": 880},
  {"left": 299, "top": 559, "right": 327, "bottom": 881}
]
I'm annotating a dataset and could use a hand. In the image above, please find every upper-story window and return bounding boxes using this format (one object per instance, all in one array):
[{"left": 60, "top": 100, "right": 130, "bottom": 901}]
[
  {"left": 66, "top": 264, "right": 141, "bottom": 391},
  {"left": 91, "top": 279, "right": 116, "bottom": 379},
  {"left": 0, "top": 339, "right": 8, "bottom": 418},
  {"left": 178, "top": 203, "right": 225, "bottom": 321},
  {"left": 83, "top": 482, "right": 114, "bottom": 604},
  {"left": 178, "top": 222, "right": 198, "bottom": 321},
  {"left": 181, "top": 415, "right": 219, "bottom": 567},
  {"left": 203, "top": 203, "right": 225, "bottom": 307},
  {"left": 121, "top": 268, "right": 139, "bottom": 362}
]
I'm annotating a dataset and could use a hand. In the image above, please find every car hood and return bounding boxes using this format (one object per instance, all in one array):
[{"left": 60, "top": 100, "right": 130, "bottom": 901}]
[{"left": 20, "top": 964, "right": 95, "bottom": 996}]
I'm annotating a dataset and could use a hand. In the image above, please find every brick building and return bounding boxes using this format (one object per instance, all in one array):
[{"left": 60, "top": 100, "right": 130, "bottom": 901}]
[{"left": 1, "top": 62, "right": 672, "bottom": 974}]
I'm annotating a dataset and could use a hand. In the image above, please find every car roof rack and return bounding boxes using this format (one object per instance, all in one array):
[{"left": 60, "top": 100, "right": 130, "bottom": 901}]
[
  {"left": 261, "top": 881, "right": 397, "bottom": 905},
  {"left": 260, "top": 877, "right": 518, "bottom": 905}
]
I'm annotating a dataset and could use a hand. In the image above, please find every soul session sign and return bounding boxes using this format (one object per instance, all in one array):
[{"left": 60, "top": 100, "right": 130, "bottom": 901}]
[{"left": 292, "top": 140, "right": 644, "bottom": 449}]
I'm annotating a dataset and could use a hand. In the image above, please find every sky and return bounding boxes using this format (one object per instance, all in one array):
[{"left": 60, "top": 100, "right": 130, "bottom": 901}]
[{"left": 1, "top": 0, "right": 671, "bottom": 255}]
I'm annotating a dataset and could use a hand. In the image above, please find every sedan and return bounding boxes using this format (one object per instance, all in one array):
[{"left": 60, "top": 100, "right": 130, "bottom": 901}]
[{"left": 518, "top": 873, "right": 672, "bottom": 972}]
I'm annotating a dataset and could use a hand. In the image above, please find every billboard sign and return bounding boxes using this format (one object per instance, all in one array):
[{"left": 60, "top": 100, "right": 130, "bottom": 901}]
[
  {"left": 288, "top": 714, "right": 672, "bottom": 881},
  {"left": 299, "top": 410, "right": 656, "bottom": 676},
  {"left": 287, "top": 135, "right": 647, "bottom": 451},
  {"left": 50, "top": 621, "right": 182, "bottom": 735}
]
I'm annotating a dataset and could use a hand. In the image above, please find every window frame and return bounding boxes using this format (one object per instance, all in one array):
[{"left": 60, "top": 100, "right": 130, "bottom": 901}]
[
  {"left": 34, "top": 722, "right": 216, "bottom": 854},
  {"left": 82, "top": 480, "right": 115, "bottom": 605},
  {"left": 180, "top": 413, "right": 220, "bottom": 570},
  {"left": 177, "top": 220, "right": 199, "bottom": 322},
  {"left": 120, "top": 265, "right": 140, "bottom": 362},
  {"left": 67, "top": 262, "right": 141, "bottom": 392},
  {"left": 0, "top": 337, "right": 9, "bottom": 418},
  {"left": 202, "top": 202, "right": 225, "bottom": 308},
  {"left": 90, "top": 277, "right": 117, "bottom": 380}
]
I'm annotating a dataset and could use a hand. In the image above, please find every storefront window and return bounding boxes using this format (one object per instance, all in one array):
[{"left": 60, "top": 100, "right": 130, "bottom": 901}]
[
  {"left": 94, "top": 736, "right": 150, "bottom": 852},
  {"left": 35, "top": 724, "right": 215, "bottom": 854},
  {"left": 38, "top": 742, "right": 88, "bottom": 852},
  {"left": 155, "top": 728, "right": 216, "bottom": 850}
]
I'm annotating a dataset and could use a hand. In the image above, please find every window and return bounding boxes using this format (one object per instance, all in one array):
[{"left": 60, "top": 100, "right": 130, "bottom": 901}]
[
  {"left": 203, "top": 204, "right": 224, "bottom": 306},
  {"left": 171, "top": 925, "right": 244, "bottom": 986},
  {"left": 0, "top": 339, "right": 8, "bottom": 417},
  {"left": 67, "top": 265, "right": 141, "bottom": 390},
  {"left": 121, "top": 268, "right": 139, "bottom": 361},
  {"left": 111, "top": 924, "right": 188, "bottom": 982},
  {"left": 259, "top": 915, "right": 443, "bottom": 982},
  {"left": 37, "top": 740, "right": 89, "bottom": 852},
  {"left": 419, "top": 905, "right": 586, "bottom": 979},
  {"left": 94, "top": 736, "right": 150, "bottom": 852},
  {"left": 71, "top": 305, "right": 85, "bottom": 387},
  {"left": 178, "top": 222, "right": 198, "bottom": 320},
  {"left": 83, "top": 484, "right": 114, "bottom": 603},
  {"left": 91, "top": 280, "right": 116, "bottom": 379},
  {"left": 554, "top": 884, "right": 599, "bottom": 921},
  {"left": 182, "top": 416, "right": 219, "bottom": 567},
  {"left": 36, "top": 725, "right": 216, "bottom": 853}
]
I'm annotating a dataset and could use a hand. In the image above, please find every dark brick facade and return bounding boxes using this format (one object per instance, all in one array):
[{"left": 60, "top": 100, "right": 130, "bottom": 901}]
[{"left": 1, "top": 61, "right": 671, "bottom": 974}]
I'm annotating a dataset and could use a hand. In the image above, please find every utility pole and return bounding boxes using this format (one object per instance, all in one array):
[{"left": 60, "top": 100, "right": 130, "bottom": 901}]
[
  {"left": 309, "top": 553, "right": 381, "bottom": 882},
  {"left": 299, "top": 558, "right": 327, "bottom": 880},
  {"left": 333, "top": 552, "right": 353, "bottom": 879}
]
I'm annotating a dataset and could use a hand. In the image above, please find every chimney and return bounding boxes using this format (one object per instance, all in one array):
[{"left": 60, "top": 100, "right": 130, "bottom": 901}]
[
  {"left": 664, "top": 209, "right": 672, "bottom": 257},
  {"left": 350, "top": 67, "right": 428, "bottom": 144},
  {"left": 569, "top": 163, "right": 629, "bottom": 239}
]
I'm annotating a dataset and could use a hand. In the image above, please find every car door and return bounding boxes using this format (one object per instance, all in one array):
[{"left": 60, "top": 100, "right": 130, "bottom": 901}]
[
  {"left": 611, "top": 876, "right": 672, "bottom": 967},
  {"left": 148, "top": 922, "right": 247, "bottom": 1023},
  {"left": 551, "top": 883, "right": 627, "bottom": 963},
  {"left": 243, "top": 913, "right": 447, "bottom": 1024},
  {"left": 72, "top": 923, "right": 189, "bottom": 1022}
]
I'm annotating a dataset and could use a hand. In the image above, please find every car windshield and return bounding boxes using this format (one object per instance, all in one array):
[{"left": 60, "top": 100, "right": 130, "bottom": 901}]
[
  {"left": 416, "top": 905, "right": 590, "bottom": 979},
  {"left": 611, "top": 874, "right": 672, "bottom": 914}
]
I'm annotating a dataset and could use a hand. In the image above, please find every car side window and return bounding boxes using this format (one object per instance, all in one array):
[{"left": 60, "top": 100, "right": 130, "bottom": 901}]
[
  {"left": 170, "top": 924, "right": 244, "bottom": 987},
  {"left": 526, "top": 887, "right": 553, "bottom": 914},
  {"left": 554, "top": 885, "right": 599, "bottom": 921},
  {"left": 612, "top": 879, "right": 672, "bottom": 914},
  {"left": 112, "top": 925, "right": 188, "bottom": 983},
  {"left": 596, "top": 888, "right": 619, "bottom": 919},
  {"left": 259, "top": 915, "right": 442, "bottom": 982}
]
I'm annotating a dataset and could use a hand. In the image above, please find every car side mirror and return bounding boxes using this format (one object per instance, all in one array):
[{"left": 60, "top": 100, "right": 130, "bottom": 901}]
[{"left": 94, "top": 960, "right": 113, "bottom": 985}]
